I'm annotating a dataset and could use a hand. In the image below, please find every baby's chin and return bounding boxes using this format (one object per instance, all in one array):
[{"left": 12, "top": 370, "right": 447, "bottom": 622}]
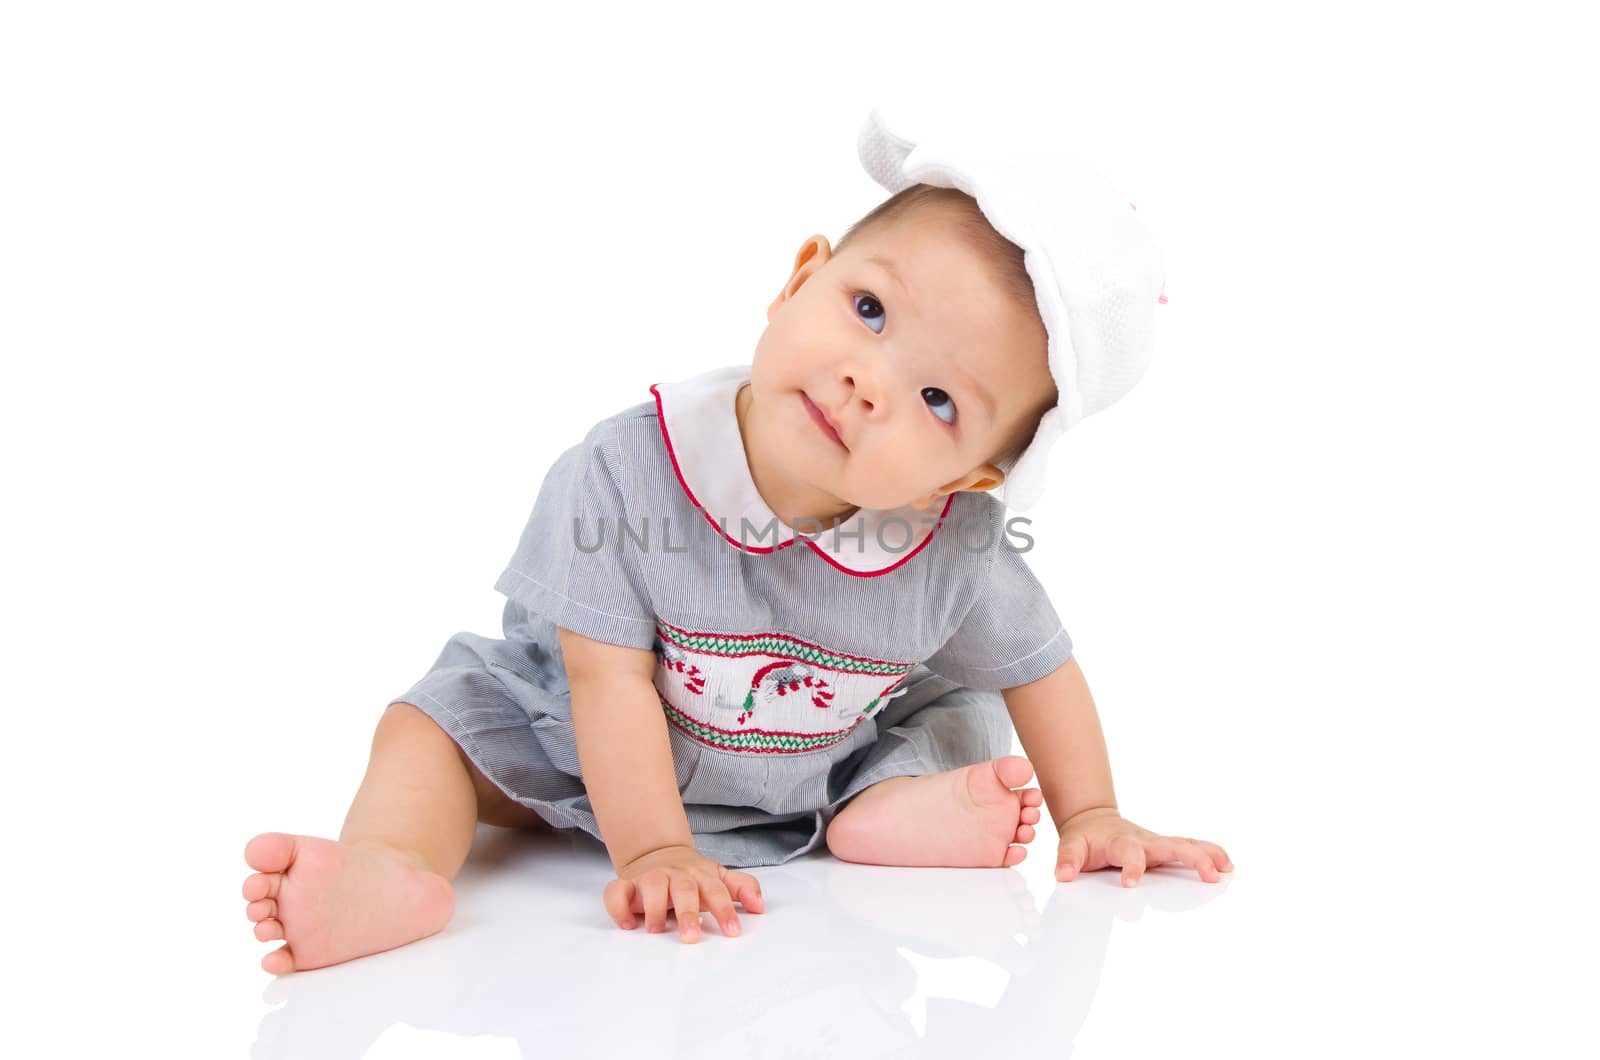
[
  {"left": 827, "top": 480, "right": 929, "bottom": 515},
  {"left": 777, "top": 453, "right": 931, "bottom": 514}
]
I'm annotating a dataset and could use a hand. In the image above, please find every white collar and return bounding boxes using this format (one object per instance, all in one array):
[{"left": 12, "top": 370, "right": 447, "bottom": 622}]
[{"left": 647, "top": 363, "right": 955, "bottom": 577}]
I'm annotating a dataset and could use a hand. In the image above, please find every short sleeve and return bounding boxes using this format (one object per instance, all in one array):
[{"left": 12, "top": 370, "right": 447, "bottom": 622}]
[
  {"left": 490, "top": 424, "right": 659, "bottom": 651},
  {"left": 921, "top": 537, "right": 1074, "bottom": 691}
]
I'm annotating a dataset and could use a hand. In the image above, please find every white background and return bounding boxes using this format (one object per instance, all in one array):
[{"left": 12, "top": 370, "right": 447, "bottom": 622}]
[{"left": 3, "top": 2, "right": 1596, "bottom": 1057}]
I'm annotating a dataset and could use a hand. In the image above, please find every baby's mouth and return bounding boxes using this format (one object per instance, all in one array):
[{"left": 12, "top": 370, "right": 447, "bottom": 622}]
[{"left": 801, "top": 391, "right": 847, "bottom": 451}]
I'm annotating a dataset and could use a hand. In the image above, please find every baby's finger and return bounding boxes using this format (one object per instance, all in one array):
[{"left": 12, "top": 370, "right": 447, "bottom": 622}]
[
  {"left": 1170, "top": 841, "right": 1221, "bottom": 882},
  {"left": 1116, "top": 836, "right": 1146, "bottom": 887},
  {"left": 669, "top": 875, "right": 702, "bottom": 943},
  {"left": 603, "top": 878, "right": 639, "bottom": 930},
  {"left": 1056, "top": 832, "right": 1089, "bottom": 882},
  {"left": 703, "top": 881, "right": 742, "bottom": 938},
  {"left": 724, "top": 871, "right": 766, "bottom": 914},
  {"left": 1149, "top": 838, "right": 1219, "bottom": 882},
  {"left": 638, "top": 871, "right": 670, "bottom": 934}
]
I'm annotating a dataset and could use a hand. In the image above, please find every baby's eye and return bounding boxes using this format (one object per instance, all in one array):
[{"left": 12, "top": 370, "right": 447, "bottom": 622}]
[
  {"left": 922, "top": 387, "right": 956, "bottom": 425},
  {"left": 854, "top": 292, "right": 885, "bottom": 334}
]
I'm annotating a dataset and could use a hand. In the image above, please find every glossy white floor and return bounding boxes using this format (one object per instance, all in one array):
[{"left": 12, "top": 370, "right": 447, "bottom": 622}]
[
  {"left": 140, "top": 735, "right": 1600, "bottom": 1058},
  {"left": 240, "top": 814, "right": 1232, "bottom": 1059}
]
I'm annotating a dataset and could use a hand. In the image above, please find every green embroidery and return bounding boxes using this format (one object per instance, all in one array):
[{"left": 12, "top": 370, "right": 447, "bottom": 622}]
[
  {"left": 660, "top": 694, "right": 858, "bottom": 753},
  {"left": 657, "top": 623, "right": 911, "bottom": 676}
]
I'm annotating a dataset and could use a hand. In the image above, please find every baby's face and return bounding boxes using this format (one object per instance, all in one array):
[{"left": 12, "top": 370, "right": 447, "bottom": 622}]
[{"left": 745, "top": 208, "right": 1055, "bottom": 517}]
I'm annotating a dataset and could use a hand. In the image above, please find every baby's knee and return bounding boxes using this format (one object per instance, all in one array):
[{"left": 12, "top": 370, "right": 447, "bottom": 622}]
[
  {"left": 377, "top": 701, "right": 550, "bottom": 830},
  {"left": 376, "top": 701, "right": 464, "bottom": 759}
]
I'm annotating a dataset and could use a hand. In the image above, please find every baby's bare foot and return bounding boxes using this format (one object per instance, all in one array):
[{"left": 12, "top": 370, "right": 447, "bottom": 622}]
[
  {"left": 826, "top": 755, "right": 1044, "bottom": 868},
  {"left": 241, "top": 832, "right": 455, "bottom": 974}
]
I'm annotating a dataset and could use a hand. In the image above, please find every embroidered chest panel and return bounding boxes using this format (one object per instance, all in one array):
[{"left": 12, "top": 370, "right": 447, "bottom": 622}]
[{"left": 651, "top": 619, "right": 916, "bottom": 754}]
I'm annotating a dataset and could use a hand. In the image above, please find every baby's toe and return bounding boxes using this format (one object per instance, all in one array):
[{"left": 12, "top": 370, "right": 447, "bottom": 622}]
[
  {"left": 244, "top": 832, "right": 297, "bottom": 874},
  {"left": 1020, "top": 789, "right": 1043, "bottom": 807},
  {"left": 991, "top": 756, "right": 1034, "bottom": 788},
  {"left": 255, "top": 918, "right": 285, "bottom": 942},
  {"left": 1015, "top": 823, "right": 1035, "bottom": 844},
  {"left": 1020, "top": 806, "right": 1040, "bottom": 825},
  {"left": 1001, "top": 845, "right": 1027, "bottom": 867},
  {"left": 261, "top": 944, "right": 294, "bottom": 975},
  {"left": 242, "top": 872, "right": 282, "bottom": 903},
  {"left": 246, "top": 898, "right": 276, "bottom": 923}
]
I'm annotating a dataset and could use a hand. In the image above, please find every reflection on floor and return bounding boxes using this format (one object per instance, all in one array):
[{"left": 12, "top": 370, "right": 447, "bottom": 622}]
[{"left": 250, "top": 822, "right": 1228, "bottom": 1059}]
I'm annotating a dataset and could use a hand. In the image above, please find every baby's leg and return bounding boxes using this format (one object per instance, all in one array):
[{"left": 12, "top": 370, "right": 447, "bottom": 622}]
[{"left": 241, "top": 701, "right": 496, "bottom": 974}]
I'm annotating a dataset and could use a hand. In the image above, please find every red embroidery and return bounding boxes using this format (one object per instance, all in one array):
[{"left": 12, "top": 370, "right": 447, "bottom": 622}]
[
  {"left": 654, "top": 642, "right": 706, "bottom": 696},
  {"left": 739, "top": 660, "right": 834, "bottom": 725}
]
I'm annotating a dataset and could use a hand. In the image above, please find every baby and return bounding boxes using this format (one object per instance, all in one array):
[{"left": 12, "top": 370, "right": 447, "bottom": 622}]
[{"left": 242, "top": 114, "right": 1232, "bottom": 972}]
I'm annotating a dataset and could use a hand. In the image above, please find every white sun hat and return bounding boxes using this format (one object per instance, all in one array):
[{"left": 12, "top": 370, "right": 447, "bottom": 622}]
[{"left": 856, "top": 102, "right": 1167, "bottom": 512}]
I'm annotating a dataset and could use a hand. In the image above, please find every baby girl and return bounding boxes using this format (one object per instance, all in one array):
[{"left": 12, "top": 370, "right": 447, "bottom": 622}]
[{"left": 241, "top": 107, "right": 1232, "bottom": 972}]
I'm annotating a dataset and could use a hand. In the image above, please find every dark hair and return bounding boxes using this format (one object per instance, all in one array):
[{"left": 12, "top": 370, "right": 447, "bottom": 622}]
[{"left": 835, "top": 184, "right": 1054, "bottom": 473}]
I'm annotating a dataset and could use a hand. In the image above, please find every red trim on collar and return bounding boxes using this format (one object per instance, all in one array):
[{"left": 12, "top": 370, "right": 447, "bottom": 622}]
[{"left": 649, "top": 382, "right": 956, "bottom": 578}]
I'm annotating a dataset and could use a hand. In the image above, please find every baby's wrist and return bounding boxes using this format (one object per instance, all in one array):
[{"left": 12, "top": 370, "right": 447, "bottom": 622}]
[{"left": 1056, "top": 804, "right": 1120, "bottom": 831}]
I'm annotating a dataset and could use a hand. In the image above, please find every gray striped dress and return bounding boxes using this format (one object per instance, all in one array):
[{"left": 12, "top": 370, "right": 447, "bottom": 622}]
[{"left": 390, "top": 363, "right": 1075, "bottom": 867}]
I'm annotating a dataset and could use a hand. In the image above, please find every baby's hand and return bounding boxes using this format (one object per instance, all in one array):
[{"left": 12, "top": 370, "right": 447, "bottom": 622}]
[
  {"left": 604, "top": 844, "right": 765, "bottom": 943},
  {"left": 1055, "top": 808, "right": 1234, "bottom": 887}
]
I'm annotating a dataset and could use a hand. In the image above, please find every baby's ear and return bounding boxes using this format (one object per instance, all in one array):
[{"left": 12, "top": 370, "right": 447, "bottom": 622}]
[
  {"left": 915, "top": 465, "right": 1006, "bottom": 508},
  {"left": 956, "top": 464, "right": 1007, "bottom": 495}
]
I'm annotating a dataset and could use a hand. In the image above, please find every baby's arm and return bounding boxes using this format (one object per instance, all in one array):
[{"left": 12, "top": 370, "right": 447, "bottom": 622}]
[
  {"left": 558, "top": 626, "right": 695, "bottom": 869},
  {"left": 1002, "top": 655, "right": 1233, "bottom": 885},
  {"left": 1001, "top": 655, "right": 1117, "bottom": 831},
  {"left": 562, "top": 626, "right": 765, "bottom": 941}
]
